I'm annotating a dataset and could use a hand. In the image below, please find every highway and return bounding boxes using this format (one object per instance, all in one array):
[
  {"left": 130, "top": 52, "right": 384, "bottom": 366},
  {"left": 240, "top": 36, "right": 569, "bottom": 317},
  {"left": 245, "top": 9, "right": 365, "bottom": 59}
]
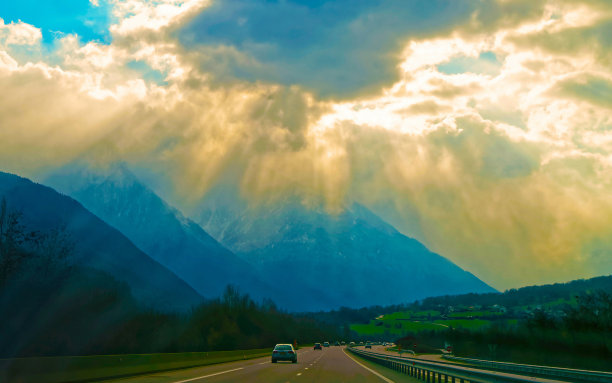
[{"left": 103, "top": 346, "right": 418, "bottom": 383}]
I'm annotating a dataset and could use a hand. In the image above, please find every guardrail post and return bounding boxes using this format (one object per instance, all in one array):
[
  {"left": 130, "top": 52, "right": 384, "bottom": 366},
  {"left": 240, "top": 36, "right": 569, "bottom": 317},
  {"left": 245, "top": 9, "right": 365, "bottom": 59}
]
[{"left": 427, "top": 369, "right": 431, "bottom": 382}]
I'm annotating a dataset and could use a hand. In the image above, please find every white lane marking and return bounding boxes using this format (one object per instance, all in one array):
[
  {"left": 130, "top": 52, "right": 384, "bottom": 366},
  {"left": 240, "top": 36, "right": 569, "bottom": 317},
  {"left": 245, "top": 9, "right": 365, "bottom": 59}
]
[
  {"left": 258, "top": 362, "right": 268, "bottom": 365},
  {"left": 297, "top": 372, "right": 302, "bottom": 376},
  {"left": 304, "top": 367, "right": 308, "bottom": 370},
  {"left": 172, "top": 367, "right": 243, "bottom": 383},
  {"left": 342, "top": 349, "right": 394, "bottom": 383}
]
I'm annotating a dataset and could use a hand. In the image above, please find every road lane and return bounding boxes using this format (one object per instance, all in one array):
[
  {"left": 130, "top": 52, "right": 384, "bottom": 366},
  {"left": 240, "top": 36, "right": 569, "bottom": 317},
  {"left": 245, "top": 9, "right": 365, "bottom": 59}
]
[
  {"left": 172, "top": 367, "right": 244, "bottom": 383},
  {"left": 103, "top": 346, "right": 419, "bottom": 383}
]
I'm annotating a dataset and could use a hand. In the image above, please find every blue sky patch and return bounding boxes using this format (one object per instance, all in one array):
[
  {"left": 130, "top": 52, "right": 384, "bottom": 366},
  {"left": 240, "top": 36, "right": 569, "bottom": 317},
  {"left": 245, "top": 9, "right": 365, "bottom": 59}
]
[
  {"left": 0, "top": 0, "right": 113, "bottom": 45},
  {"left": 126, "top": 60, "right": 168, "bottom": 86},
  {"left": 437, "top": 51, "right": 502, "bottom": 76},
  {"left": 179, "top": 0, "right": 475, "bottom": 99}
]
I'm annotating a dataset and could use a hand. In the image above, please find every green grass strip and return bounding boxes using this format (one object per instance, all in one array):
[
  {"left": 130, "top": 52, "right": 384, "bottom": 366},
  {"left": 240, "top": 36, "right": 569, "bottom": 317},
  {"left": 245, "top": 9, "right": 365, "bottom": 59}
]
[{"left": 0, "top": 348, "right": 271, "bottom": 383}]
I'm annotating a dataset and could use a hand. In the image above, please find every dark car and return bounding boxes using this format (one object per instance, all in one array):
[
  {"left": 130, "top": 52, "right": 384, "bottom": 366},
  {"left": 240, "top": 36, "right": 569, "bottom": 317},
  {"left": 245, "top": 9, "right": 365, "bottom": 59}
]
[
  {"left": 365, "top": 342, "right": 372, "bottom": 349},
  {"left": 323, "top": 341, "right": 330, "bottom": 347},
  {"left": 314, "top": 343, "right": 322, "bottom": 350},
  {"left": 272, "top": 344, "right": 297, "bottom": 363}
]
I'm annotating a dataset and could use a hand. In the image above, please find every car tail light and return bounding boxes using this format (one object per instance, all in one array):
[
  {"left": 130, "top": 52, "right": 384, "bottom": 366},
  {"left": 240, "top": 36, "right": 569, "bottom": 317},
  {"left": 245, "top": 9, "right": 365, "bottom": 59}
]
[
  {"left": 288, "top": 351, "right": 294, "bottom": 354},
  {"left": 273, "top": 351, "right": 279, "bottom": 354}
]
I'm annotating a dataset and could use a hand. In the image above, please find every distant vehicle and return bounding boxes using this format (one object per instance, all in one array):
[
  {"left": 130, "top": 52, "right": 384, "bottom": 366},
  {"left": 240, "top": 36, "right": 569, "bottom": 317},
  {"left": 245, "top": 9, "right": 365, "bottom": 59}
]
[
  {"left": 349, "top": 342, "right": 356, "bottom": 346},
  {"left": 323, "top": 341, "right": 330, "bottom": 347},
  {"left": 314, "top": 343, "right": 322, "bottom": 350},
  {"left": 334, "top": 341, "right": 340, "bottom": 346},
  {"left": 272, "top": 344, "right": 297, "bottom": 363},
  {"left": 341, "top": 341, "right": 346, "bottom": 345},
  {"left": 365, "top": 342, "right": 372, "bottom": 349}
]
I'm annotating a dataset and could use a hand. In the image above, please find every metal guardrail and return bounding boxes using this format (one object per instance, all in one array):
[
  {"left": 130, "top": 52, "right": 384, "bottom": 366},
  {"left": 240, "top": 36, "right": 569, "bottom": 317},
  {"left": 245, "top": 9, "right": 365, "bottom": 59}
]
[
  {"left": 347, "top": 347, "right": 570, "bottom": 383},
  {"left": 442, "top": 355, "right": 612, "bottom": 383}
]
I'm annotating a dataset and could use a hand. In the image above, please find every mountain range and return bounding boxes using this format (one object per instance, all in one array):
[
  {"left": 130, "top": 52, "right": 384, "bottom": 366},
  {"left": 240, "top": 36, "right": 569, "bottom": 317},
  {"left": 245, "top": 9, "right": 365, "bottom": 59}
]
[
  {"left": 0, "top": 171, "right": 202, "bottom": 312},
  {"left": 196, "top": 187, "right": 496, "bottom": 311},
  {"left": 45, "top": 163, "right": 271, "bottom": 300},
  {"left": 1, "top": 163, "right": 497, "bottom": 312}
]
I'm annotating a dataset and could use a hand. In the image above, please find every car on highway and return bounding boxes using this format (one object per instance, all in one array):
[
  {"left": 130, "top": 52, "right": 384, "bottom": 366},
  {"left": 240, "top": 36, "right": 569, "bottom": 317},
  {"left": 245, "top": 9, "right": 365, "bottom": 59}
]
[
  {"left": 334, "top": 341, "right": 340, "bottom": 346},
  {"left": 323, "top": 341, "right": 330, "bottom": 347},
  {"left": 272, "top": 344, "right": 297, "bottom": 363},
  {"left": 365, "top": 342, "right": 372, "bottom": 349},
  {"left": 314, "top": 343, "right": 322, "bottom": 350}
]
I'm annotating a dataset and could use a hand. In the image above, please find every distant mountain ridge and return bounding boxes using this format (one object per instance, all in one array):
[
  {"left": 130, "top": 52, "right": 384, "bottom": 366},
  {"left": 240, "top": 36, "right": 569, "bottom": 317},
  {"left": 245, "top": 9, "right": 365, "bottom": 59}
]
[
  {"left": 45, "top": 163, "right": 271, "bottom": 299},
  {"left": 195, "top": 187, "right": 496, "bottom": 311},
  {"left": 0, "top": 171, "right": 203, "bottom": 312},
  {"left": 41, "top": 163, "right": 496, "bottom": 312}
]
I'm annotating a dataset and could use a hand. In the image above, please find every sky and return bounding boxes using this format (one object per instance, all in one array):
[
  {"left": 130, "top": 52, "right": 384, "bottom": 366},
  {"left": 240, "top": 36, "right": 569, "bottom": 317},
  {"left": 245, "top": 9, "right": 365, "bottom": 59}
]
[{"left": 0, "top": 0, "right": 611, "bottom": 291}]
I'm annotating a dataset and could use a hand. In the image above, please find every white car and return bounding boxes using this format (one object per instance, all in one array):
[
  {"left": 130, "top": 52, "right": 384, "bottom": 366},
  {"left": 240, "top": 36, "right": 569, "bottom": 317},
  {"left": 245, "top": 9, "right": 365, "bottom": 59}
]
[{"left": 272, "top": 344, "right": 297, "bottom": 363}]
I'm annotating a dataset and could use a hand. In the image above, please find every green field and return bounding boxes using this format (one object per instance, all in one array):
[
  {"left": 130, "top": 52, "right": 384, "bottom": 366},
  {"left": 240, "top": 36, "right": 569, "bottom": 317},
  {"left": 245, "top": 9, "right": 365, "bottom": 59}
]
[
  {"left": 350, "top": 321, "right": 443, "bottom": 335},
  {"left": 434, "top": 319, "right": 491, "bottom": 329},
  {"left": 350, "top": 308, "right": 515, "bottom": 337},
  {"left": 447, "top": 310, "right": 503, "bottom": 318},
  {"left": 0, "top": 348, "right": 272, "bottom": 383}
]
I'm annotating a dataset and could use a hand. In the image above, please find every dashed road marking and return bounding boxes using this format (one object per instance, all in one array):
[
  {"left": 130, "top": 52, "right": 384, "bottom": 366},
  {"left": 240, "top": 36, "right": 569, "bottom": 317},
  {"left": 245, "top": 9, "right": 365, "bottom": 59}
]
[
  {"left": 172, "top": 367, "right": 244, "bottom": 383},
  {"left": 297, "top": 372, "right": 302, "bottom": 376}
]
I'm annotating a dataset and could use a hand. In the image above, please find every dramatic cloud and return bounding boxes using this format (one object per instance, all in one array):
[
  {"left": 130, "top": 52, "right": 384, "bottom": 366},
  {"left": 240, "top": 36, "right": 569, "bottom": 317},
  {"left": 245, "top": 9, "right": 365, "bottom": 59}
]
[{"left": 0, "top": 0, "right": 611, "bottom": 290}]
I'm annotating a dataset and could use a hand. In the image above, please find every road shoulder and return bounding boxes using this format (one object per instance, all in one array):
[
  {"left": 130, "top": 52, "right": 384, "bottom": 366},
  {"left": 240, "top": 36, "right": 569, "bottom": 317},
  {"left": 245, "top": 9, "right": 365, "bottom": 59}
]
[{"left": 342, "top": 348, "right": 420, "bottom": 383}]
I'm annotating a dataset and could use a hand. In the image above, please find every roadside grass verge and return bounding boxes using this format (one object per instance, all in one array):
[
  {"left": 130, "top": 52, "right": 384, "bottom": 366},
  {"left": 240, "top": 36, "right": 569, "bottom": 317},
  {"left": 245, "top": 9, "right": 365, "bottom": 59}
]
[{"left": 0, "top": 348, "right": 271, "bottom": 383}]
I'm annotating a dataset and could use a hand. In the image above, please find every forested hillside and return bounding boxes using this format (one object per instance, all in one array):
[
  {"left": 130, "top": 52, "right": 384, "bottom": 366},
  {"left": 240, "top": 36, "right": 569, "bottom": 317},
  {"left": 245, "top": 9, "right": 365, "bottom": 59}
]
[{"left": 0, "top": 197, "right": 339, "bottom": 358}]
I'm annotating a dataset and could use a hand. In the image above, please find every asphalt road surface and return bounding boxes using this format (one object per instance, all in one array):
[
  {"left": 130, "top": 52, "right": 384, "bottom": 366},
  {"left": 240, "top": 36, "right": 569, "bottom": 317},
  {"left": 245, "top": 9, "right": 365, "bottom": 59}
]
[{"left": 103, "top": 346, "right": 419, "bottom": 383}]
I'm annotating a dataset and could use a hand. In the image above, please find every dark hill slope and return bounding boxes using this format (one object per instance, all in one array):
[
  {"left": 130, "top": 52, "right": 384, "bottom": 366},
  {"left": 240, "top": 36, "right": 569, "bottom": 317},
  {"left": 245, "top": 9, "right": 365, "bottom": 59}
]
[{"left": 0, "top": 171, "right": 202, "bottom": 312}]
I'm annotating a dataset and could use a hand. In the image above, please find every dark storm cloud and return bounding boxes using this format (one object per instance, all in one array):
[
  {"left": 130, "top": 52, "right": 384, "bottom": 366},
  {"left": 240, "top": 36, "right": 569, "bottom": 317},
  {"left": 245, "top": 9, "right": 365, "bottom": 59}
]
[{"left": 178, "top": 0, "right": 474, "bottom": 98}]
